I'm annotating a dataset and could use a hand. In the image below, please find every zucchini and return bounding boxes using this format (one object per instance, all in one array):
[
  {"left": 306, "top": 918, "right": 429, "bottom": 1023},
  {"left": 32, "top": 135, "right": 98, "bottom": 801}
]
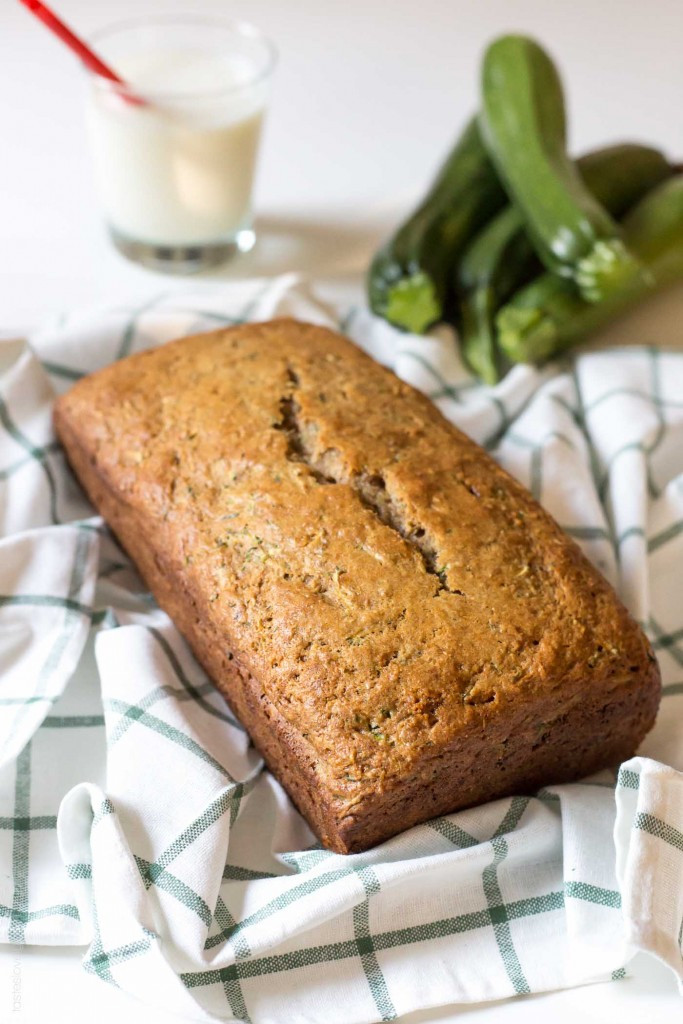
[
  {"left": 480, "top": 35, "right": 648, "bottom": 302},
  {"left": 497, "top": 174, "right": 683, "bottom": 364},
  {"left": 458, "top": 205, "right": 531, "bottom": 384},
  {"left": 367, "top": 117, "right": 507, "bottom": 334},
  {"left": 572, "top": 145, "right": 675, "bottom": 218},
  {"left": 458, "top": 143, "right": 674, "bottom": 383}
]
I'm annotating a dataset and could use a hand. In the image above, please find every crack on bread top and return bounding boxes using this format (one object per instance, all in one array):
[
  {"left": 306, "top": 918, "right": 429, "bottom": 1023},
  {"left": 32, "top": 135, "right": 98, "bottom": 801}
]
[{"left": 274, "top": 365, "right": 463, "bottom": 597}]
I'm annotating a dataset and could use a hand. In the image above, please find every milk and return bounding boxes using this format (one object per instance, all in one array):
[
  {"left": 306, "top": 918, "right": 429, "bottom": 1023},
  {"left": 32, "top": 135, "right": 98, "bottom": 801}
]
[{"left": 86, "top": 49, "right": 268, "bottom": 247}]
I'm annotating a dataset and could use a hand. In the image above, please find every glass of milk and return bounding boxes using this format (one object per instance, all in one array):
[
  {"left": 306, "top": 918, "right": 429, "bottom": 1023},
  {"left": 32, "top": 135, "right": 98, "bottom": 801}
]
[{"left": 85, "top": 17, "right": 276, "bottom": 272}]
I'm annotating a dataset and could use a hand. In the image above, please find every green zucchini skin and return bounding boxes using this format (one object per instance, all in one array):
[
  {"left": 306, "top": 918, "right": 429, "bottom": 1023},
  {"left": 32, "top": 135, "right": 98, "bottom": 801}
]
[
  {"left": 497, "top": 174, "right": 683, "bottom": 364},
  {"left": 457, "top": 205, "right": 530, "bottom": 384},
  {"left": 458, "top": 143, "right": 675, "bottom": 382},
  {"left": 480, "top": 35, "right": 647, "bottom": 302},
  {"left": 366, "top": 118, "right": 507, "bottom": 334}
]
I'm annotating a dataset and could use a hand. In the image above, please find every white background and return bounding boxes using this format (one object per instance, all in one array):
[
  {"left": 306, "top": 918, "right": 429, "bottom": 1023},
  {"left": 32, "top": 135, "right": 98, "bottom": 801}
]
[{"left": 1, "top": 0, "right": 683, "bottom": 1021}]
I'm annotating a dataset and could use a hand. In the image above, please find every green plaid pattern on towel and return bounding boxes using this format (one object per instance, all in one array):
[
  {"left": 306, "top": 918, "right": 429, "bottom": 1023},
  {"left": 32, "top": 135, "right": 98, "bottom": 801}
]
[{"left": 0, "top": 275, "right": 681, "bottom": 1022}]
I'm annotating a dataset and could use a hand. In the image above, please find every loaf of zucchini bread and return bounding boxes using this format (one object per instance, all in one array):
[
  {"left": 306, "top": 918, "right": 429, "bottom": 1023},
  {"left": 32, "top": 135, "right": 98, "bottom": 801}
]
[{"left": 54, "top": 319, "right": 661, "bottom": 853}]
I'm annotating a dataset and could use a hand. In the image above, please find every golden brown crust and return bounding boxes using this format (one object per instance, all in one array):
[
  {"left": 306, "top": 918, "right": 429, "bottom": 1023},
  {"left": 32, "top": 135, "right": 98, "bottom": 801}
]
[{"left": 53, "top": 319, "right": 661, "bottom": 852}]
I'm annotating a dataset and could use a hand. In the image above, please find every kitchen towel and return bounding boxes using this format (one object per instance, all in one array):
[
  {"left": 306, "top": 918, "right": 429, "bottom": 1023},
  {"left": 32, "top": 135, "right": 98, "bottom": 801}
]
[{"left": 0, "top": 274, "right": 681, "bottom": 1023}]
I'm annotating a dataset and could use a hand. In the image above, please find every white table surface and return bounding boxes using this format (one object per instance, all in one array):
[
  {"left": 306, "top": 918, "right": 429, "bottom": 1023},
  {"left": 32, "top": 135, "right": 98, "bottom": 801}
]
[{"left": 1, "top": 0, "right": 683, "bottom": 1021}]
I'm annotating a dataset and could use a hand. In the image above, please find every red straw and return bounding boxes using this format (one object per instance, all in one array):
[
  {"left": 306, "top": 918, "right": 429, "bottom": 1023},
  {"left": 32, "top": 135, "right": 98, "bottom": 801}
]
[{"left": 18, "top": 0, "right": 144, "bottom": 105}]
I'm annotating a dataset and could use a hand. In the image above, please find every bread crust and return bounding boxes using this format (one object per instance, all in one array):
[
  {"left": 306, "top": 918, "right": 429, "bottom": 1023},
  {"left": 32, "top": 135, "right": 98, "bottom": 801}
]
[{"left": 54, "top": 319, "right": 661, "bottom": 853}]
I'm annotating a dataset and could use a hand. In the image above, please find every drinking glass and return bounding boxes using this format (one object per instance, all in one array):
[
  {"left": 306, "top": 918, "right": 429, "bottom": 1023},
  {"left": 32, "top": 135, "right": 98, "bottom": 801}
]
[{"left": 85, "top": 16, "right": 277, "bottom": 272}]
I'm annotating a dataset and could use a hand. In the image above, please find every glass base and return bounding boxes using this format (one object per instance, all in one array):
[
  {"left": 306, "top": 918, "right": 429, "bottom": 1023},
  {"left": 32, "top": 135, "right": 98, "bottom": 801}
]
[{"left": 109, "top": 226, "right": 256, "bottom": 274}]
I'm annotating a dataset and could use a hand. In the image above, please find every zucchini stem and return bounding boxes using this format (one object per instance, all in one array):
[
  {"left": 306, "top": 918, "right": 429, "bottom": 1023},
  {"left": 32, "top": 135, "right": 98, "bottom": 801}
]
[
  {"left": 383, "top": 272, "right": 441, "bottom": 336},
  {"left": 575, "top": 239, "right": 653, "bottom": 303}
]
